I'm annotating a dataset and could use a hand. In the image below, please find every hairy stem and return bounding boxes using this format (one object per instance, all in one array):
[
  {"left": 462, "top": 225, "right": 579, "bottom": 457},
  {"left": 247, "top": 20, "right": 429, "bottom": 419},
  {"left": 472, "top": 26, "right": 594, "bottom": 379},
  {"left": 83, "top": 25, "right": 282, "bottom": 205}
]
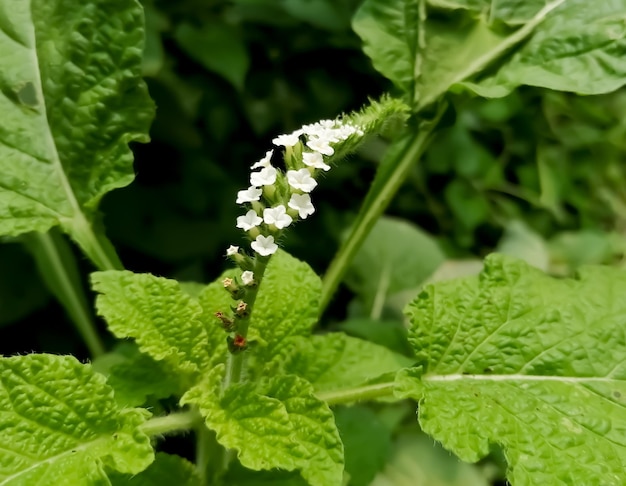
[
  {"left": 139, "top": 409, "right": 202, "bottom": 436},
  {"left": 319, "top": 108, "right": 445, "bottom": 314},
  {"left": 317, "top": 381, "right": 396, "bottom": 406}
]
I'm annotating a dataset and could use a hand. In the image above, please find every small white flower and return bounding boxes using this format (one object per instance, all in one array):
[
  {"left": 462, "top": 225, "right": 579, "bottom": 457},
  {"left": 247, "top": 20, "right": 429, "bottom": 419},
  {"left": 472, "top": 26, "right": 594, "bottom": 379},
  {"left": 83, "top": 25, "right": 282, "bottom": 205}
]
[
  {"left": 237, "top": 210, "right": 263, "bottom": 231},
  {"left": 250, "top": 166, "right": 277, "bottom": 186},
  {"left": 302, "top": 151, "right": 331, "bottom": 171},
  {"left": 263, "top": 205, "right": 293, "bottom": 229},
  {"left": 251, "top": 150, "right": 274, "bottom": 169},
  {"left": 272, "top": 131, "right": 302, "bottom": 147},
  {"left": 306, "top": 137, "right": 334, "bottom": 156},
  {"left": 236, "top": 186, "right": 262, "bottom": 204},
  {"left": 287, "top": 169, "right": 317, "bottom": 193},
  {"left": 251, "top": 234, "right": 278, "bottom": 256},
  {"left": 241, "top": 271, "right": 254, "bottom": 286},
  {"left": 288, "top": 193, "right": 315, "bottom": 219},
  {"left": 226, "top": 245, "right": 239, "bottom": 256}
]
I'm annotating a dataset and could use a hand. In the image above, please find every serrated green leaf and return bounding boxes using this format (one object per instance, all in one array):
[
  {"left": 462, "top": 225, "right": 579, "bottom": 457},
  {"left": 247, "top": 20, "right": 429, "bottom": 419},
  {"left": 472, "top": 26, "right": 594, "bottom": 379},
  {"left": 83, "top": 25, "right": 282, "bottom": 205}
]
[
  {"left": 182, "top": 366, "right": 343, "bottom": 486},
  {"left": 400, "top": 254, "right": 626, "bottom": 485},
  {"left": 108, "top": 452, "right": 201, "bottom": 486},
  {"left": 91, "top": 271, "right": 210, "bottom": 380},
  {"left": 253, "top": 250, "right": 321, "bottom": 360},
  {"left": 270, "top": 333, "right": 413, "bottom": 395},
  {"left": 0, "top": 354, "right": 153, "bottom": 485},
  {"left": 0, "top": 0, "right": 153, "bottom": 264},
  {"left": 92, "top": 343, "right": 183, "bottom": 407}
]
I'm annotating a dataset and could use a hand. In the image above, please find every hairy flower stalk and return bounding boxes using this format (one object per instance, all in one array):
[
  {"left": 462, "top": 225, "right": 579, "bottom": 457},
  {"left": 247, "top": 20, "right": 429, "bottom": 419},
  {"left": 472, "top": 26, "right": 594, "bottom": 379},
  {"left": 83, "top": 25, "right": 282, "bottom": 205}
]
[{"left": 219, "top": 116, "right": 371, "bottom": 388}]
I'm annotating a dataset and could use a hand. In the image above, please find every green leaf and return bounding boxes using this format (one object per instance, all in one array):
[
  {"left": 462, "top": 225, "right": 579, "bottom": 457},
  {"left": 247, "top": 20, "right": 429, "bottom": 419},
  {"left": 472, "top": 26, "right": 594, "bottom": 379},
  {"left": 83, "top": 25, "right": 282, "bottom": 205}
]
[
  {"left": 92, "top": 343, "right": 184, "bottom": 407},
  {"left": 253, "top": 250, "right": 322, "bottom": 360},
  {"left": 269, "top": 333, "right": 413, "bottom": 394},
  {"left": 174, "top": 22, "right": 249, "bottom": 90},
  {"left": 334, "top": 406, "right": 392, "bottom": 486},
  {"left": 182, "top": 366, "right": 344, "bottom": 486},
  {"left": 91, "top": 271, "right": 210, "bottom": 380},
  {"left": 108, "top": 452, "right": 201, "bottom": 486},
  {"left": 354, "top": 0, "right": 626, "bottom": 110},
  {"left": 0, "top": 0, "right": 153, "bottom": 267},
  {"left": 464, "top": 1, "right": 626, "bottom": 97},
  {"left": 344, "top": 216, "right": 445, "bottom": 315},
  {"left": 0, "top": 354, "right": 153, "bottom": 484},
  {"left": 399, "top": 254, "right": 626, "bottom": 484}
]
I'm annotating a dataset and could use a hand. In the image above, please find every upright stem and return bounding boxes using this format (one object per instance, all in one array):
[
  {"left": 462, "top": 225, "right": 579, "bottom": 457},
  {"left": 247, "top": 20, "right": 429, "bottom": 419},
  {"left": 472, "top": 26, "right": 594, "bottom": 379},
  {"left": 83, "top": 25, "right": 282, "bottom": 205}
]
[
  {"left": 23, "top": 230, "right": 106, "bottom": 357},
  {"left": 319, "top": 109, "right": 444, "bottom": 314}
]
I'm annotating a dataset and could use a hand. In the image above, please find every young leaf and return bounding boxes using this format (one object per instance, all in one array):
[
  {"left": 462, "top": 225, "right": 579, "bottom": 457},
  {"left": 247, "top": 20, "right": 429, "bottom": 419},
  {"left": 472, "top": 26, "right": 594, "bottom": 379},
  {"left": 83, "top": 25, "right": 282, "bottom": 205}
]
[
  {"left": 0, "top": 0, "right": 153, "bottom": 267},
  {"left": 0, "top": 354, "right": 153, "bottom": 484},
  {"left": 399, "top": 254, "right": 626, "bottom": 484},
  {"left": 91, "top": 271, "right": 210, "bottom": 381},
  {"left": 108, "top": 452, "right": 201, "bottom": 486},
  {"left": 269, "top": 333, "right": 413, "bottom": 394},
  {"left": 253, "top": 250, "right": 322, "bottom": 360},
  {"left": 182, "top": 366, "right": 343, "bottom": 486}
]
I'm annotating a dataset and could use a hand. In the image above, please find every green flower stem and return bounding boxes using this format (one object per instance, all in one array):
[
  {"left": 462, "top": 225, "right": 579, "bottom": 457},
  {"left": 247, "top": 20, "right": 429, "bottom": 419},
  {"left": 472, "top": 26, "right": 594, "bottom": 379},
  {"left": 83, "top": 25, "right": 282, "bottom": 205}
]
[
  {"left": 139, "top": 409, "right": 202, "bottom": 436},
  {"left": 223, "top": 254, "right": 271, "bottom": 389},
  {"left": 23, "top": 230, "right": 106, "bottom": 357},
  {"left": 317, "top": 381, "right": 396, "bottom": 406},
  {"left": 319, "top": 108, "right": 445, "bottom": 314},
  {"left": 69, "top": 213, "right": 124, "bottom": 271}
]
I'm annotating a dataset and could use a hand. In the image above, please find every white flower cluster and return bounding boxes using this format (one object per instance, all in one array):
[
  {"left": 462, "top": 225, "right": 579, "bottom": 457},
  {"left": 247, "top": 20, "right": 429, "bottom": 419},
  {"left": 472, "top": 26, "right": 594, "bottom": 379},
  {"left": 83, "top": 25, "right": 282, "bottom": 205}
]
[{"left": 230, "top": 119, "right": 364, "bottom": 258}]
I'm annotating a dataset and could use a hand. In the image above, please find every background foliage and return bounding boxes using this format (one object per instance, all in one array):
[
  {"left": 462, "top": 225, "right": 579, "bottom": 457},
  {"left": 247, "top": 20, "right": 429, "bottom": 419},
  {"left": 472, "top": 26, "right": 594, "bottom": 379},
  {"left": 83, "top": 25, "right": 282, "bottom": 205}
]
[{"left": 2, "top": 0, "right": 625, "bottom": 484}]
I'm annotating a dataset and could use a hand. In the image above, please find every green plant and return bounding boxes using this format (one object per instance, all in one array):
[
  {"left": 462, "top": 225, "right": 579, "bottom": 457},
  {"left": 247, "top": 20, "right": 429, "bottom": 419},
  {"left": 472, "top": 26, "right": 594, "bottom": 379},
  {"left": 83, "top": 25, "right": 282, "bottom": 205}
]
[{"left": 2, "top": 1, "right": 626, "bottom": 485}]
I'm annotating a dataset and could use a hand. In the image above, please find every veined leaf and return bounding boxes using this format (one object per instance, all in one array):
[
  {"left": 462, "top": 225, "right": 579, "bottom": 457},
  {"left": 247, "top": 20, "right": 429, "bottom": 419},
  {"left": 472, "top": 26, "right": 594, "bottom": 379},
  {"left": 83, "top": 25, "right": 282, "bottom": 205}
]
[
  {"left": 0, "top": 0, "right": 154, "bottom": 267},
  {"left": 354, "top": 0, "right": 626, "bottom": 110},
  {"left": 0, "top": 354, "right": 153, "bottom": 485},
  {"left": 182, "top": 366, "right": 343, "bottom": 486},
  {"left": 398, "top": 254, "right": 626, "bottom": 485},
  {"left": 91, "top": 271, "right": 210, "bottom": 381},
  {"left": 269, "top": 333, "right": 413, "bottom": 395}
]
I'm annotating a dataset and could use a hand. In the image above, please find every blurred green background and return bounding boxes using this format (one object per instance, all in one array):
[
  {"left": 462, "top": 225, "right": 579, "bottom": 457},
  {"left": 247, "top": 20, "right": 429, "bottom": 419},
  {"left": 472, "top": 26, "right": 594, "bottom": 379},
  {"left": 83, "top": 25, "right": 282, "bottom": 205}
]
[{"left": 2, "top": 2, "right": 625, "bottom": 483}]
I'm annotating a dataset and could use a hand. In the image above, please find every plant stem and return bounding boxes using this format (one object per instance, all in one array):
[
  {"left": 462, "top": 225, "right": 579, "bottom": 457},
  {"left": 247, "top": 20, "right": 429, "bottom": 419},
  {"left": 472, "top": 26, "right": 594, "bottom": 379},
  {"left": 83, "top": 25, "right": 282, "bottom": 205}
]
[
  {"left": 139, "top": 409, "right": 202, "bottom": 436},
  {"left": 317, "top": 381, "right": 396, "bottom": 406},
  {"left": 319, "top": 109, "right": 444, "bottom": 314},
  {"left": 22, "top": 230, "right": 106, "bottom": 357},
  {"left": 223, "top": 255, "right": 270, "bottom": 388},
  {"left": 67, "top": 213, "right": 124, "bottom": 271}
]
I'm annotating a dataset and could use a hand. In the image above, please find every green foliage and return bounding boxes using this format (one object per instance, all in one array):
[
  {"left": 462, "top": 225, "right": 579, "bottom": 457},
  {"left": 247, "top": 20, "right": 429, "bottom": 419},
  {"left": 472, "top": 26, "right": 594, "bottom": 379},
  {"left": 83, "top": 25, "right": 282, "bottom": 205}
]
[
  {"left": 91, "top": 271, "right": 210, "bottom": 380},
  {"left": 0, "top": 354, "right": 153, "bottom": 484},
  {"left": 182, "top": 365, "right": 344, "bottom": 486},
  {"left": 398, "top": 254, "right": 626, "bottom": 484},
  {"left": 0, "top": 0, "right": 153, "bottom": 268}
]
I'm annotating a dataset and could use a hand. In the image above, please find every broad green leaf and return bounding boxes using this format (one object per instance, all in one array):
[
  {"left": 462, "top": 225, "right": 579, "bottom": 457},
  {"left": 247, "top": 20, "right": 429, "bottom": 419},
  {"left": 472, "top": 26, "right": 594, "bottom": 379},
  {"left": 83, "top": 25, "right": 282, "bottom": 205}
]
[
  {"left": 174, "top": 22, "right": 250, "bottom": 90},
  {"left": 334, "top": 406, "right": 392, "bottom": 486},
  {"left": 354, "top": 0, "right": 626, "bottom": 110},
  {"left": 344, "top": 216, "right": 445, "bottom": 315},
  {"left": 337, "top": 318, "right": 412, "bottom": 356},
  {"left": 0, "top": 0, "right": 153, "bottom": 266},
  {"left": 182, "top": 366, "right": 343, "bottom": 486},
  {"left": 91, "top": 271, "right": 210, "bottom": 380},
  {"left": 0, "top": 354, "right": 153, "bottom": 484},
  {"left": 253, "top": 250, "right": 321, "bottom": 360},
  {"left": 92, "top": 343, "right": 184, "bottom": 407},
  {"left": 399, "top": 254, "right": 626, "bottom": 485},
  {"left": 269, "top": 333, "right": 413, "bottom": 394},
  {"left": 108, "top": 452, "right": 200, "bottom": 486},
  {"left": 464, "top": 1, "right": 626, "bottom": 97}
]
